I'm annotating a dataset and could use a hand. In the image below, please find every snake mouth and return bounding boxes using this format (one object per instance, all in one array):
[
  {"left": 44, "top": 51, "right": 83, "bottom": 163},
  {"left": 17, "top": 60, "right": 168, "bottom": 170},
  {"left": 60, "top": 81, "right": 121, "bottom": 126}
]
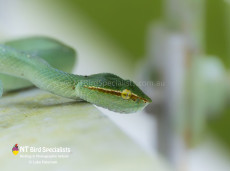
[
  {"left": 84, "top": 86, "right": 151, "bottom": 104},
  {"left": 129, "top": 92, "right": 151, "bottom": 103}
]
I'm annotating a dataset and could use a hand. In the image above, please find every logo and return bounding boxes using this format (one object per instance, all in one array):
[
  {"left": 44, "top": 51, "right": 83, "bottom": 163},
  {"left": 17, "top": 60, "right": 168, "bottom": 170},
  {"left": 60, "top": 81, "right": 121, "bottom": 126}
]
[{"left": 12, "top": 144, "right": 19, "bottom": 155}]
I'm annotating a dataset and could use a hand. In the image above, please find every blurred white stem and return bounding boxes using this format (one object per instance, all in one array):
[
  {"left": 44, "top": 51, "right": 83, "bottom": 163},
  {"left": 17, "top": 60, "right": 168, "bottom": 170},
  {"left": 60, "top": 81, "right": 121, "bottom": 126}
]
[{"left": 150, "top": 0, "right": 205, "bottom": 170}]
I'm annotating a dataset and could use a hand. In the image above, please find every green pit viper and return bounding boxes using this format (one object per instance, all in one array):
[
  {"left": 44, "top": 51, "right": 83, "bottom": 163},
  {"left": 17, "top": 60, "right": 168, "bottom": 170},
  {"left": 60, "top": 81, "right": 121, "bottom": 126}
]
[{"left": 0, "top": 37, "right": 151, "bottom": 113}]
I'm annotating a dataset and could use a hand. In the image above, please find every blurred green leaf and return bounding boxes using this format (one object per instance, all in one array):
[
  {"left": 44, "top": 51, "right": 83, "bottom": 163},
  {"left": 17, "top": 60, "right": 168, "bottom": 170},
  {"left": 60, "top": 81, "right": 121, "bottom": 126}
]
[
  {"left": 62, "top": 0, "right": 162, "bottom": 59},
  {"left": 205, "top": 0, "right": 230, "bottom": 68},
  {"left": 208, "top": 108, "right": 230, "bottom": 151}
]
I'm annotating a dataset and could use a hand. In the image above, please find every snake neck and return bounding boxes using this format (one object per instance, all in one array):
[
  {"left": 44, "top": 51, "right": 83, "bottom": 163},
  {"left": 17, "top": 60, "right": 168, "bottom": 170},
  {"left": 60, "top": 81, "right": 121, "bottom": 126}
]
[{"left": 29, "top": 66, "right": 84, "bottom": 99}]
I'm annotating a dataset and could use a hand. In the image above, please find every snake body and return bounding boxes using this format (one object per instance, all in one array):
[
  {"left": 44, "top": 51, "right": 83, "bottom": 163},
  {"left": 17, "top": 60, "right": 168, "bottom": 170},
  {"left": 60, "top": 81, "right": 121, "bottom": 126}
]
[{"left": 0, "top": 37, "right": 151, "bottom": 113}]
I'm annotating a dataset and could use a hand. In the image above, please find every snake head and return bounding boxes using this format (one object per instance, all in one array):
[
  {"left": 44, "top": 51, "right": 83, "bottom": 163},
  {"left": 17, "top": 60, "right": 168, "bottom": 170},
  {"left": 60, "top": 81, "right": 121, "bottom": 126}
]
[{"left": 76, "top": 73, "right": 152, "bottom": 113}]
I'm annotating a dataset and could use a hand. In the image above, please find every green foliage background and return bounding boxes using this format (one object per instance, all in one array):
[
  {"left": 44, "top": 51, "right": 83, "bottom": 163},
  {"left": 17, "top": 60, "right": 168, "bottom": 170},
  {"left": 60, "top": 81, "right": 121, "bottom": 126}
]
[
  {"left": 205, "top": 0, "right": 230, "bottom": 151},
  {"left": 50, "top": 0, "right": 162, "bottom": 60},
  {"left": 43, "top": 0, "right": 230, "bottom": 152},
  {"left": 2, "top": 0, "right": 230, "bottom": 151}
]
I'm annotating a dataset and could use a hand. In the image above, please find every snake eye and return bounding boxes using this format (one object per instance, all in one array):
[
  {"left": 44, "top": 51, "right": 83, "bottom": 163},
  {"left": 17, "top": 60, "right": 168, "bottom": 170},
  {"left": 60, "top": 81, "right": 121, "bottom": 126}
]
[{"left": 121, "top": 89, "right": 132, "bottom": 100}]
